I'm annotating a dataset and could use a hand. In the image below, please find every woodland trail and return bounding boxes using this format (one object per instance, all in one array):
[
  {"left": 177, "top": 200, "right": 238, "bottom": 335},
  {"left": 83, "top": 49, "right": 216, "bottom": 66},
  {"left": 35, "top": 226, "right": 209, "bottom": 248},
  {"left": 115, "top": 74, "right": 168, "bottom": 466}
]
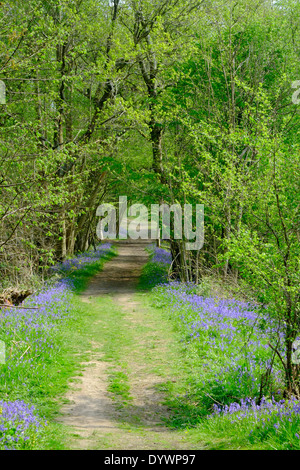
[{"left": 58, "top": 240, "right": 204, "bottom": 450}]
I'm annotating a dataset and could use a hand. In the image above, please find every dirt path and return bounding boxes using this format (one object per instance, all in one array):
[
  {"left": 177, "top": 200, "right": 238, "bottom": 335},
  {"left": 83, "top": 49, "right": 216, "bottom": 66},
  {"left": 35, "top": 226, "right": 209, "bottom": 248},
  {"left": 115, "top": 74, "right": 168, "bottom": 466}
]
[{"left": 58, "top": 240, "right": 203, "bottom": 450}]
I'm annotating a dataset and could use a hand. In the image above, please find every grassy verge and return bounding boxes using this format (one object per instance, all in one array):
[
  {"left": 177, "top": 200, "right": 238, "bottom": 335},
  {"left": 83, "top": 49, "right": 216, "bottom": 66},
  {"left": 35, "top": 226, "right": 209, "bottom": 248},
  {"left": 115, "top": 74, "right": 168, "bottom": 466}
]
[
  {"left": 66, "top": 289, "right": 208, "bottom": 450},
  {"left": 138, "top": 244, "right": 171, "bottom": 291},
  {"left": 0, "top": 244, "right": 116, "bottom": 449},
  {"left": 81, "top": 295, "right": 134, "bottom": 412}
]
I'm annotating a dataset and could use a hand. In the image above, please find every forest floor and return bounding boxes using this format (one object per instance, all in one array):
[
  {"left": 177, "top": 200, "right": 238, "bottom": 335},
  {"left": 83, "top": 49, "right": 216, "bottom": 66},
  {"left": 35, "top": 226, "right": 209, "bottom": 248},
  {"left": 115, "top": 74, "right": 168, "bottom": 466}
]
[{"left": 57, "top": 240, "right": 207, "bottom": 450}]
